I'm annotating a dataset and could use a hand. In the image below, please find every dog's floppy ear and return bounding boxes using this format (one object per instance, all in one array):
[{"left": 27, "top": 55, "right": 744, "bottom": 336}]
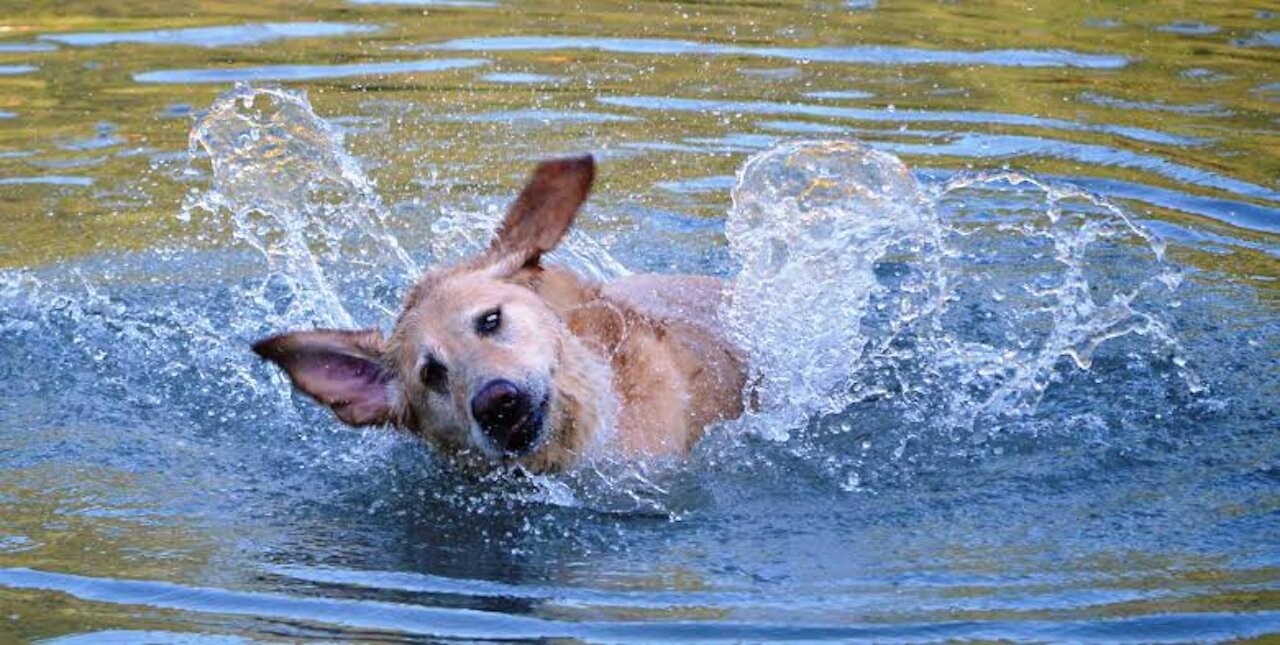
[
  {"left": 252, "top": 329, "right": 397, "bottom": 427},
  {"left": 489, "top": 155, "right": 594, "bottom": 265}
]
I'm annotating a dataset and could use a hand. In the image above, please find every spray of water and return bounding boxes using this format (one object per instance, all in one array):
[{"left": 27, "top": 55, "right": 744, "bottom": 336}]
[
  {"left": 182, "top": 85, "right": 633, "bottom": 511},
  {"left": 0, "top": 88, "right": 1200, "bottom": 515},
  {"left": 716, "top": 140, "right": 1198, "bottom": 493},
  {"left": 723, "top": 140, "right": 940, "bottom": 438},
  {"left": 183, "top": 83, "right": 419, "bottom": 327}
]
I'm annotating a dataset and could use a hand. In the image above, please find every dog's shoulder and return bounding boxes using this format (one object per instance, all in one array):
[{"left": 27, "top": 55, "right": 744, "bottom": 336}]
[{"left": 545, "top": 270, "right": 745, "bottom": 455}]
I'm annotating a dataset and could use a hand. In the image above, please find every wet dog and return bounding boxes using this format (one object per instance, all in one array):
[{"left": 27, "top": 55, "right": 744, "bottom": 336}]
[{"left": 253, "top": 156, "right": 746, "bottom": 472}]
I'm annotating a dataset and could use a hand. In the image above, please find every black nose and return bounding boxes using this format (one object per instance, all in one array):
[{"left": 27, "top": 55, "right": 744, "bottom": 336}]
[{"left": 471, "top": 379, "right": 538, "bottom": 454}]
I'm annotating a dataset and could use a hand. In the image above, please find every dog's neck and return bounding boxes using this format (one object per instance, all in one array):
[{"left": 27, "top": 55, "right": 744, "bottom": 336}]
[{"left": 519, "top": 266, "right": 635, "bottom": 470}]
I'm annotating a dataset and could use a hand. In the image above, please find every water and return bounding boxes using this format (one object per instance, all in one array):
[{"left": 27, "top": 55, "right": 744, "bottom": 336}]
[{"left": 1, "top": 1, "right": 1277, "bottom": 642}]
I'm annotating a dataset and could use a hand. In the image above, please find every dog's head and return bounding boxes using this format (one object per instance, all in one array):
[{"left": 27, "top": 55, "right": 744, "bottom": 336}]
[{"left": 252, "top": 156, "right": 599, "bottom": 471}]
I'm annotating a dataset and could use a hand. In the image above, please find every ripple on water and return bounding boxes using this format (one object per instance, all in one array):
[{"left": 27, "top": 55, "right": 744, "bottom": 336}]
[
  {"left": 0, "top": 176, "right": 95, "bottom": 186},
  {"left": 158, "top": 103, "right": 197, "bottom": 119},
  {"left": 757, "top": 119, "right": 850, "bottom": 135},
  {"left": 3, "top": 568, "right": 1279, "bottom": 642},
  {"left": 56, "top": 123, "right": 125, "bottom": 152},
  {"left": 1076, "top": 91, "right": 1231, "bottom": 116},
  {"left": 133, "top": 58, "right": 488, "bottom": 84},
  {"left": 806, "top": 89, "right": 876, "bottom": 100},
  {"left": 424, "top": 35, "right": 1130, "bottom": 69},
  {"left": 629, "top": 126, "right": 1280, "bottom": 213},
  {"left": 479, "top": 71, "right": 563, "bottom": 84},
  {"left": 44, "top": 631, "right": 254, "bottom": 645},
  {"left": 458, "top": 109, "right": 637, "bottom": 124},
  {"left": 876, "top": 133, "right": 1280, "bottom": 204},
  {"left": 39, "top": 22, "right": 380, "bottom": 48},
  {"left": 1059, "top": 175, "right": 1280, "bottom": 236},
  {"left": 1156, "top": 22, "right": 1220, "bottom": 36},
  {"left": 1235, "top": 31, "right": 1280, "bottom": 48},
  {"left": 350, "top": 0, "right": 498, "bottom": 6},
  {"left": 656, "top": 175, "right": 737, "bottom": 195},
  {"left": 597, "top": 95, "right": 1200, "bottom": 146},
  {"left": 0, "top": 42, "right": 57, "bottom": 53}
]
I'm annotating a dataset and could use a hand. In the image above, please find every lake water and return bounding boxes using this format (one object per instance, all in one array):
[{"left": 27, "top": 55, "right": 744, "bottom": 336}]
[{"left": 1, "top": 1, "right": 1277, "bottom": 642}]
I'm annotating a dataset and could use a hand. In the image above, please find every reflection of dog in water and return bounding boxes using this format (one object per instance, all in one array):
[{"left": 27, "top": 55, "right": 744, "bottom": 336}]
[{"left": 254, "top": 156, "right": 746, "bottom": 472}]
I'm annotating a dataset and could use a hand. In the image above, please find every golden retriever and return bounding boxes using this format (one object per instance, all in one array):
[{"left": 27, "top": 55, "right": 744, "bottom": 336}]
[{"left": 253, "top": 156, "right": 746, "bottom": 472}]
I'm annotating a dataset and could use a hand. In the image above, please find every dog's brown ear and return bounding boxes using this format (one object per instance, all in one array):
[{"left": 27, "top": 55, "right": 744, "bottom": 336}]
[
  {"left": 252, "top": 329, "right": 396, "bottom": 427},
  {"left": 489, "top": 155, "right": 594, "bottom": 265}
]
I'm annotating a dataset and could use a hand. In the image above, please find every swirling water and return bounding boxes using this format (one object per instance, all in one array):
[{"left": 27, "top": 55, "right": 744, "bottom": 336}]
[{"left": 1, "top": 1, "right": 1277, "bottom": 642}]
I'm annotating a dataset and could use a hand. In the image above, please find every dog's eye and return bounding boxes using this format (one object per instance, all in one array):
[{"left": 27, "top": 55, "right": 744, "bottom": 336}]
[
  {"left": 420, "top": 355, "right": 448, "bottom": 394},
  {"left": 475, "top": 307, "right": 501, "bottom": 337}
]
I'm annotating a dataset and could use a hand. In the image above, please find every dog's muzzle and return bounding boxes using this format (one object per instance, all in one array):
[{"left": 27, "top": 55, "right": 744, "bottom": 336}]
[{"left": 470, "top": 379, "right": 547, "bottom": 457}]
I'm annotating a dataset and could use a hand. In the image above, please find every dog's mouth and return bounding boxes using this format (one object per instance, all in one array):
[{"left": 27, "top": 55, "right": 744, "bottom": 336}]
[
  {"left": 472, "top": 392, "right": 550, "bottom": 459},
  {"left": 498, "top": 394, "right": 549, "bottom": 458},
  {"left": 501, "top": 401, "right": 542, "bottom": 455}
]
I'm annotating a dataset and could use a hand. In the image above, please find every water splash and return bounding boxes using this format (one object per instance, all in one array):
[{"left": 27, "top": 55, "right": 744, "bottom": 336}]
[
  {"left": 720, "top": 140, "right": 1198, "bottom": 475},
  {"left": 0, "top": 90, "right": 1204, "bottom": 519},
  {"left": 0, "top": 87, "right": 441, "bottom": 505},
  {"left": 183, "top": 83, "right": 419, "bottom": 328},
  {"left": 723, "top": 140, "right": 938, "bottom": 436},
  {"left": 930, "top": 171, "right": 1198, "bottom": 425},
  {"left": 1, "top": 84, "right": 641, "bottom": 513}
]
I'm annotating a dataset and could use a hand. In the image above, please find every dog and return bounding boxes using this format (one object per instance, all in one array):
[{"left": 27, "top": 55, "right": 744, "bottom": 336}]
[{"left": 253, "top": 155, "right": 746, "bottom": 472}]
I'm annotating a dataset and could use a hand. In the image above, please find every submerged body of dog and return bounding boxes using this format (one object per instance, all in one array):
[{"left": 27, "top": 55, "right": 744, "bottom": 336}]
[{"left": 253, "top": 156, "right": 746, "bottom": 472}]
